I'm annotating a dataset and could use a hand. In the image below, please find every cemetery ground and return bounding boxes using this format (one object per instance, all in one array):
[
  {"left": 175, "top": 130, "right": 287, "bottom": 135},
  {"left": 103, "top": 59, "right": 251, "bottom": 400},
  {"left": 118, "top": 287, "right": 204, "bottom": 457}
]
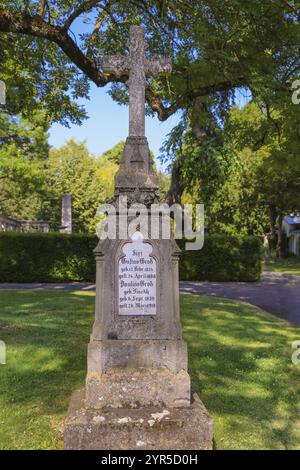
[
  {"left": 0, "top": 290, "right": 299, "bottom": 450},
  {"left": 263, "top": 258, "right": 300, "bottom": 276}
]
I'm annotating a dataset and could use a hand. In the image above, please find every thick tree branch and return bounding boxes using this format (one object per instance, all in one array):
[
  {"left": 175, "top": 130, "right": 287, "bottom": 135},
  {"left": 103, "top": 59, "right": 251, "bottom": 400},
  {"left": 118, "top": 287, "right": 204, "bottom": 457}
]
[
  {"left": 0, "top": 10, "right": 118, "bottom": 87},
  {"left": 145, "top": 77, "right": 247, "bottom": 121},
  {"left": 0, "top": 10, "right": 248, "bottom": 121}
]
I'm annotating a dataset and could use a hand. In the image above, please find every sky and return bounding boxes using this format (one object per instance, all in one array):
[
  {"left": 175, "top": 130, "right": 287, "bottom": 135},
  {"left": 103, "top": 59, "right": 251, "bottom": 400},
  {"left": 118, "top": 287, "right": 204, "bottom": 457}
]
[
  {"left": 48, "top": 83, "right": 250, "bottom": 172},
  {"left": 48, "top": 83, "right": 180, "bottom": 171}
]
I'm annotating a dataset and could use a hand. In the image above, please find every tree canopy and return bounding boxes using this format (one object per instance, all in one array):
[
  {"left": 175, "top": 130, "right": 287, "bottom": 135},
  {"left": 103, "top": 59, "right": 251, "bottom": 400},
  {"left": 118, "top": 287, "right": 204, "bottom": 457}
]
[
  {"left": 0, "top": 1, "right": 299, "bottom": 126},
  {"left": 0, "top": 109, "right": 49, "bottom": 219},
  {"left": 47, "top": 139, "right": 118, "bottom": 232},
  {"left": 173, "top": 100, "right": 300, "bottom": 255},
  {"left": 0, "top": 1, "right": 300, "bottom": 250}
]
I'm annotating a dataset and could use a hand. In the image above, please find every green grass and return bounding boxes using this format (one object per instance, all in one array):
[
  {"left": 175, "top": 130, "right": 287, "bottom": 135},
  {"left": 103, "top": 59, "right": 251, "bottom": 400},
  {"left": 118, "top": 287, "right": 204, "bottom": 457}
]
[
  {"left": 183, "top": 295, "right": 300, "bottom": 450},
  {"left": 263, "top": 258, "right": 300, "bottom": 275},
  {"left": 0, "top": 290, "right": 299, "bottom": 450}
]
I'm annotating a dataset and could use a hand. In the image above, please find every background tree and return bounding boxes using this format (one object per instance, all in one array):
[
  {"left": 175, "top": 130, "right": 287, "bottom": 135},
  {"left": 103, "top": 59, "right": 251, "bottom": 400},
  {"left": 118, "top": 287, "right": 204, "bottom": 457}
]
[
  {"left": 1, "top": 1, "right": 299, "bottom": 244},
  {"left": 0, "top": 1, "right": 299, "bottom": 193},
  {"left": 46, "top": 139, "right": 118, "bottom": 232},
  {"left": 174, "top": 101, "right": 300, "bottom": 256},
  {"left": 0, "top": 109, "right": 49, "bottom": 219},
  {"left": 101, "top": 141, "right": 125, "bottom": 165}
]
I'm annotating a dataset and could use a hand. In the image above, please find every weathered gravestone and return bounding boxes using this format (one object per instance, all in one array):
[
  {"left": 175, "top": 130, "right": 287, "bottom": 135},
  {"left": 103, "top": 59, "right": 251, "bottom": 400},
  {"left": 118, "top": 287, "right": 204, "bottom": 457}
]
[
  {"left": 60, "top": 193, "right": 72, "bottom": 234},
  {"left": 0, "top": 80, "right": 5, "bottom": 108},
  {"left": 64, "top": 25, "right": 213, "bottom": 450}
]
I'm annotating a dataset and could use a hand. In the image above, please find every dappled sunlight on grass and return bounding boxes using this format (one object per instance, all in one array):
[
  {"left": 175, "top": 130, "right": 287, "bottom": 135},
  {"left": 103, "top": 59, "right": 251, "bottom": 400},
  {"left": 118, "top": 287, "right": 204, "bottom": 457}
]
[
  {"left": 181, "top": 295, "right": 300, "bottom": 449},
  {"left": 263, "top": 258, "right": 300, "bottom": 275},
  {"left": 0, "top": 290, "right": 299, "bottom": 449},
  {"left": 0, "top": 290, "right": 94, "bottom": 449}
]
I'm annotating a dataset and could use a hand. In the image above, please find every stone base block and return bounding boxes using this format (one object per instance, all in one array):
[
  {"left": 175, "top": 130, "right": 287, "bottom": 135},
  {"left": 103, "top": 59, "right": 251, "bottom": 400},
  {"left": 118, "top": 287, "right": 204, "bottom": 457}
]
[
  {"left": 86, "top": 367, "right": 191, "bottom": 409},
  {"left": 87, "top": 340, "right": 188, "bottom": 373},
  {"left": 64, "top": 389, "right": 213, "bottom": 450}
]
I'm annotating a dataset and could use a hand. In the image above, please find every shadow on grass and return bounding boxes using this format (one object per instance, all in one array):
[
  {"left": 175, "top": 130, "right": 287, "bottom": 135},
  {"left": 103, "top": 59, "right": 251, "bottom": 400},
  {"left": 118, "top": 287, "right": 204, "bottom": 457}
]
[
  {"left": 181, "top": 295, "right": 300, "bottom": 449},
  {"left": 0, "top": 290, "right": 299, "bottom": 449},
  {"left": 263, "top": 258, "right": 300, "bottom": 275},
  {"left": 0, "top": 290, "right": 94, "bottom": 418}
]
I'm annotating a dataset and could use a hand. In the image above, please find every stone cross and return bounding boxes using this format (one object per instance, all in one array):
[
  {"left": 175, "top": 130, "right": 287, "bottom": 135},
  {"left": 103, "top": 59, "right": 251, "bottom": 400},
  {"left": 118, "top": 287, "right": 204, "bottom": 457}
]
[{"left": 101, "top": 25, "right": 172, "bottom": 137}]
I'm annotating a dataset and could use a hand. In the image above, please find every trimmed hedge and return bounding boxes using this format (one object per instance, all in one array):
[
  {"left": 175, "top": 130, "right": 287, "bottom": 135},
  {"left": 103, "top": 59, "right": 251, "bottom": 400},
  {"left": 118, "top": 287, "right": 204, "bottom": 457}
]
[
  {"left": 178, "top": 235, "right": 261, "bottom": 282},
  {"left": 0, "top": 232, "right": 96, "bottom": 282},
  {"left": 0, "top": 232, "right": 261, "bottom": 283}
]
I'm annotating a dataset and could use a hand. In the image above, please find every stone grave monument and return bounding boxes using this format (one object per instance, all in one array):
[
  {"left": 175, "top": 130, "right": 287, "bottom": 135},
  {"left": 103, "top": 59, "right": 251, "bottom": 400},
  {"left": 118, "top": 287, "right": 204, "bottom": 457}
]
[
  {"left": 0, "top": 80, "right": 6, "bottom": 108},
  {"left": 60, "top": 193, "right": 72, "bottom": 234},
  {"left": 64, "top": 25, "right": 213, "bottom": 450}
]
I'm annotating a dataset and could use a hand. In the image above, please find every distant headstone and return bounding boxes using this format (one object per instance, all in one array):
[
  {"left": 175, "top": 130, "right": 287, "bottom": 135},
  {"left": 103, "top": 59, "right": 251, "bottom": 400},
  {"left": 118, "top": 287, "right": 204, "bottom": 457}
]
[
  {"left": 0, "top": 81, "right": 6, "bottom": 107},
  {"left": 64, "top": 26, "right": 213, "bottom": 451},
  {"left": 60, "top": 193, "right": 72, "bottom": 233}
]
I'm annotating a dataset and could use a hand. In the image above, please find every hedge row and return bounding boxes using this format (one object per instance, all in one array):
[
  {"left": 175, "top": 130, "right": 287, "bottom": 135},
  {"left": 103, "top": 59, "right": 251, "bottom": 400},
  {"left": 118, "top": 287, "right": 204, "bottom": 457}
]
[
  {"left": 178, "top": 235, "right": 261, "bottom": 282},
  {"left": 0, "top": 232, "right": 261, "bottom": 283},
  {"left": 0, "top": 232, "right": 96, "bottom": 282}
]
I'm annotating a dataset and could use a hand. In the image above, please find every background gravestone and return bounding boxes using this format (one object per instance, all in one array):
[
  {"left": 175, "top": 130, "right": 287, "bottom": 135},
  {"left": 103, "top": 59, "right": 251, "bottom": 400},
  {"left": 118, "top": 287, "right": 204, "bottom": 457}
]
[
  {"left": 60, "top": 193, "right": 72, "bottom": 234},
  {"left": 0, "top": 80, "right": 5, "bottom": 107}
]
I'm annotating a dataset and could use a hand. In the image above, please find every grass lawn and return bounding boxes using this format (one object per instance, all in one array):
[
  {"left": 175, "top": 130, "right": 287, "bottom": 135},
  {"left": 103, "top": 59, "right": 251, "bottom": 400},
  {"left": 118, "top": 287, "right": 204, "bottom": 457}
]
[
  {"left": 263, "top": 258, "right": 300, "bottom": 275},
  {"left": 0, "top": 290, "right": 299, "bottom": 450}
]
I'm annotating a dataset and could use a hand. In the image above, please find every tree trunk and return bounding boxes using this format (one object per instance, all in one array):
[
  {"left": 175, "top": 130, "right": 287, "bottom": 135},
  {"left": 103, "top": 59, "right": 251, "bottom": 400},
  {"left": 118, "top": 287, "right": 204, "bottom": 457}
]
[
  {"left": 276, "top": 213, "right": 284, "bottom": 259},
  {"left": 164, "top": 158, "right": 184, "bottom": 206},
  {"left": 269, "top": 205, "right": 278, "bottom": 253}
]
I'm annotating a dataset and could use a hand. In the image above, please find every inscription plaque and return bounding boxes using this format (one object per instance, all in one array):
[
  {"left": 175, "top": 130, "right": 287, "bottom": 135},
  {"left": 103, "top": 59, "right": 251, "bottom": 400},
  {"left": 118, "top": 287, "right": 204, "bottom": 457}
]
[{"left": 118, "top": 232, "right": 156, "bottom": 315}]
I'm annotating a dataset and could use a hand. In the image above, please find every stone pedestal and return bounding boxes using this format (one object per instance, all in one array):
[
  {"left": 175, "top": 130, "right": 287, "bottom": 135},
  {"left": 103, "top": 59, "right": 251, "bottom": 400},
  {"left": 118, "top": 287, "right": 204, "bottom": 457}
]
[
  {"left": 64, "top": 390, "right": 213, "bottom": 450},
  {"left": 64, "top": 134, "right": 213, "bottom": 450},
  {"left": 86, "top": 339, "right": 191, "bottom": 409}
]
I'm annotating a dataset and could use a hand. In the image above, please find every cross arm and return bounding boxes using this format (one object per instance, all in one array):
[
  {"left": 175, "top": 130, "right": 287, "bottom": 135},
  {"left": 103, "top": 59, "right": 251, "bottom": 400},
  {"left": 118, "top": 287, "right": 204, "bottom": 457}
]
[
  {"left": 99, "top": 54, "right": 130, "bottom": 77},
  {"left": 145, "top": 56, "right": 172, "bottom": 77}
]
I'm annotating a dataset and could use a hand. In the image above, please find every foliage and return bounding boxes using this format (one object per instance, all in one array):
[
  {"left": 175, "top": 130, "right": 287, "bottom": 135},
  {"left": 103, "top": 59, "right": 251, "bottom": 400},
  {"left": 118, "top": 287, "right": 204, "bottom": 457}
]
[
  {"left": 0, "top": 109, "right": 50, "bottom": 220},
  {"left": 0, "top": 290, "right": 299, "bottom": 449},
  {"left": 101, "top": 141, "right": 125, "bottom": 165},
  {"left": 0, "top": 289, "right": 95, "bottom": 450},
  {"left": 212, "top": 102, "right": 300, "bottom": 248},
  {"left": 46, "top": 139, "right": 118, "bottom": 232},
  {"left": 0, "top": 2, "right": 299, "bottom": 221},
  {"left": 182, "top": 295, "right": 300, "bottom": 450},
  {"left": 168, "top": 101, "right": 300, "bottom": 245},
  {"left": 0, "top": 1, "right": 299, "bottom": 126},
  {"left": 0, "top": 232, "right": 261, "bottom": 282},
  {"left": 0, "top": 232, "right": 96, "bottom": 282},
  {"left": 178, "top": 235, "right": 261, "bottom": 282},
  {"left": 0, "top": 129, "right": 119, "bottom": 232},
  {"left": 1, "top": 1, "right": 300, "bottom": 215}
]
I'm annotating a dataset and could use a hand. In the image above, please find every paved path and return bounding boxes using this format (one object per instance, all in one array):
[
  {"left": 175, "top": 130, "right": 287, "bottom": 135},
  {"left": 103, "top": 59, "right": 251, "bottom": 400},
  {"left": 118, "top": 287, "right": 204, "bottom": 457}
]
[
  {"left": 181, "top": 273, "right": 300, "bottom": 325},
  {"left": 0, "top": 273, "right": 299, "bottom": 324}
]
